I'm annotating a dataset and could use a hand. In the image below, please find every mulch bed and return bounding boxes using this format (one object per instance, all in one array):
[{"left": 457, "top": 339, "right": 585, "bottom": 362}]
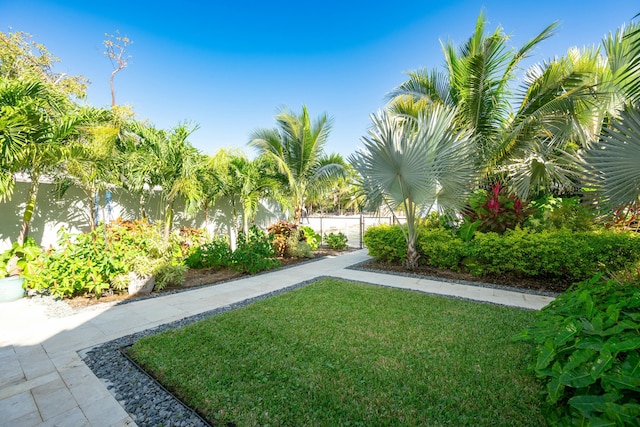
[{"left": 361, "top": 259, "right": 572, "bottom": 294}]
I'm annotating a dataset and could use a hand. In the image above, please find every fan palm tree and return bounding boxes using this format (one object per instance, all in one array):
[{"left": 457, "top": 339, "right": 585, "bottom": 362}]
[
  {"left": 585, "top": 107, "right": 640, "bottom": 210},
  {"left": 249, "top": 105, "right": 344, "bottom": 223},
  {"left": 350, "top": 105, "right": 476, "bottom": 270},
  {"left": 580, "top": 21, "right": 640, "bottom": 216}
]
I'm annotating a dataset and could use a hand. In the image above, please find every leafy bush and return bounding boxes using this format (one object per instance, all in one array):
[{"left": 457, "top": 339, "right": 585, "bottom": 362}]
[
  {"left": 267, "top": 220, "right": 299, "bottom": 257},
  {"left": 285, "top": 229, "right": 314, "bottom": 258},
  {"left": 467, "top": 229, "right": 640, "bottom": 282},
  {"left": 417, "top": 228, "right": 466, "bottom": 271},
  {"left": 527, "top": 196, "right": 596, "bottom": 232},
  {"left": 26, "top": 221, "right": 188, "bottom": 298},
  {"left": 363, "top": 225, "right": 407, "bottom": 262},
  {"left": 464, "top": 183, "right": 532, "bottom": 234},
  {"left": 325, "top": 232, "right": 348, "bottom": 250},
  {"left": 514, "top": 275, "right": 640, "bottom": 426},
  {"left": 27, "top": 227, "right": 127, "bottom": 298},
  {"left": 0, "top": 237, "right": 41, "bottom": 278},
  {"left": 231, "top": 225, "right": 281, "bottom": 274},
  {"left": 366, "top": 224, "right": 640, "bottom": 283},
  {"left": 156, "top": 263, "right": 188, "bottom": 290},
  {"left": 185, "top": 236, "right": 231, "bottom": 269},
  {"left": 299, "top": 225, "right": 321, "bottom": 251}
]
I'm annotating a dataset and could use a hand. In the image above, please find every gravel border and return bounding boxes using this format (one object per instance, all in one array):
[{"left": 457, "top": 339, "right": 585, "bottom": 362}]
[
  {"left": 348, "top": 259, "right": 561, "bottom": 298},
  {"left": 80, "top": 277, "right": 326, "bottom": 427}
]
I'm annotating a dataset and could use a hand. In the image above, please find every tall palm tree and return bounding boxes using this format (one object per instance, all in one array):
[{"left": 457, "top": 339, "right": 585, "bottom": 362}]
[
  {"left": 387, "top": 13, "right": 609, "bottom": 199},
  {"left": 147, "top": 123, "right": 201, "bottom": 238},
  {"left": 58, "top": 106, "right": 122, "bottom": 229},
  {"left": 0, "top": 78, "right": 81, "bottom": 244},
  {"left": 249, "top": 105, "right": 344, "bottom": 223},
  {"left": 389, "top": 12, "right": 557, "bottom": 161},
  {"left": 350, "top": 105, "right": 476, "bottom": 270},
  {"left": 116, "top": 119, "right": 158, "bottom": 221}
]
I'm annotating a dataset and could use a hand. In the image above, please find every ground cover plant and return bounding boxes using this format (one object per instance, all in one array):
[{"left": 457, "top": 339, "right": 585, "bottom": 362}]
[
  {"left": 129, "top": 278, "right": 544, "bottom": 426},
  {"left": 515, "top": 275, "right": 640, "bottom": 426}
]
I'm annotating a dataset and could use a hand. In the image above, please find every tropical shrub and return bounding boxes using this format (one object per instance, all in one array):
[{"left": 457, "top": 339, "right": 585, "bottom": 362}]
[
  {"left": 27, "top": 227, "right": 127, "bottom": 298},
  {"left": 0, "top": 237, "right": 41, "bottom": 278},
  {"left": 26, "top": 221, "right": 188, "bottom": 298},
  {"left": 231, "top": 225, "right": 280, "bottom": 274},
  {"left": 286, "top": 229, "right": 314, "bottom": 258},
  {"left": 299, "top": 225, "right": 321, "bottom": 250},
  {"left": 464, "top": 183, "right": 531, "bottom": 234},
  {"left": 514, "top": 275, "right": 640, "bottom": 426},
  {"left": 267, "top": 220, "right": 299, "bottom": 257},
  {"left": 365, "top": 224, "right": 640, "bottom": 283},
  {"left": 363, "top": 224, "right": 407, "bottom": 262},
  {"left": 156, "top": 263, "right": 188, "bottom": 290},
  {"left": 527, "top": 196, "right": 596, "bottom": 232},
  {"left": 185, "top": 236, "right": 231, "bottom": 269},
  {"left": 467, "top": 229, "right": 640, "bottom": 282},
  {"left": 416, "top": 228, "right": 465, "bottom": 271},
  {"left": 325, "top": 232, "right": 348, "bottom": 250}
]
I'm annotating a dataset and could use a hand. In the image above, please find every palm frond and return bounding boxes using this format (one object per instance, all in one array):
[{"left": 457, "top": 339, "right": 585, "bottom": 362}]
[{"left": 585, "top": 107, "right": 640, "bottom": 208}]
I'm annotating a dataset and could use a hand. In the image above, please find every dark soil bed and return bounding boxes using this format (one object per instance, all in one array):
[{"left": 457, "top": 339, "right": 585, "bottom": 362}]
[
  {"left": 65, "top": 248, "right": 349, "bottom": 307},
  {"left": 360, "top": 259, "right": 572, "bottom": 294}
]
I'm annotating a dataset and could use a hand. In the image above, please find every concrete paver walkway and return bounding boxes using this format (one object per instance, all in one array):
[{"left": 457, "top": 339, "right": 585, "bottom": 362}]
[{"left": 0, "top": 249, "right": 554, "bottom": 426}]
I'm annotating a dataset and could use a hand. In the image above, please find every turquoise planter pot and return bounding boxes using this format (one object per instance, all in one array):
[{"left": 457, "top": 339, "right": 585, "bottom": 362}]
[{"left": 0, "top": 276, "right": 25, "bottom": 302}]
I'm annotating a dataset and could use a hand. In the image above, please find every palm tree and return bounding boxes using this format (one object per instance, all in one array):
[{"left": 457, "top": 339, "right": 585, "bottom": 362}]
[
  {"left": 249, "top": 105, "right": 344, "bottom": 223},
  {"left": 58, "top": 106, "right": 122, "bottom": 229},
  {"left": 116, "top": 119, "right": 158, "bottom": 221},
  {"left": 211, "top": 150, "right": 284, "bottom": 245},
  {"left": 0, "top": 77, "right": 81, "bottom": 244},
  {"left": 585, "top": 108, "right": 640, "bottom": 211},
  {"left": 389, "top": 12, "right": 557, "bottom": 162},
  {"left": 583, "top": 21, "right": 640, "bottom": 213},
  {"left": 146, "top": 123, "right": 201, "bottom": 238},
  {"left": 350, "top": 105, "right": 476, "bottom": 269},
  {"left": 387, "top": 12, "right": 609, "bottom": 200}
]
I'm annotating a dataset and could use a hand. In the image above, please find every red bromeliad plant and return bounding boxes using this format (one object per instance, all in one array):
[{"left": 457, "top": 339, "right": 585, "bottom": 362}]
[{"left": 466, "top": 183, "right": 532, "bottom": 233}]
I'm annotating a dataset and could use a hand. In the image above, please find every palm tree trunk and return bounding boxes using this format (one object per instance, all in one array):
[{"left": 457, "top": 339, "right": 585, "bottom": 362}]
[
  {"left": 17, "top": 178, "right": 39, "bottom": 245},
  {"left": 405, "top": 237, "right": 420, "bottom": 270},
  {"left": 88, "top": 187, "right": 97, "bottom": 231},
  {"left": 139, "top": 193, "right": 147, "bottom": 221},
  {"left": 164, "top": 201, "right": 174, "bottom": 239}
]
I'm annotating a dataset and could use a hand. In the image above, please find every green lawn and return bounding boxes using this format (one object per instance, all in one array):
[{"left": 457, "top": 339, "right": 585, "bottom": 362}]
[{"left": 129, "top": 278, "right": 545, "bottom": 426}]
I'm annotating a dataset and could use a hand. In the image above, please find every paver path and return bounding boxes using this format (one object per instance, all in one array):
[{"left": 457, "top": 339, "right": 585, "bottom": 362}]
[{"left": 0, "top": 249, "right": 554, "bottom": 426}]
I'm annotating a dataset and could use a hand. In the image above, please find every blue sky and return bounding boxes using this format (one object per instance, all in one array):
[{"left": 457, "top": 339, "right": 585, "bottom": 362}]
[{"left": 1, "top": 1, "right": 638, "bottom": 158}]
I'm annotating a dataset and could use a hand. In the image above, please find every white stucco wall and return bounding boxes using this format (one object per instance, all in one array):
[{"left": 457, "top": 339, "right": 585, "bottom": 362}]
[{"left": 0, "top": 180, "right": 285, "bottom": 251}]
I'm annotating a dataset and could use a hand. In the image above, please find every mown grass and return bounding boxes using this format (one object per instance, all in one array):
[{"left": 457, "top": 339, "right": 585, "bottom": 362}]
[{"left": 129, "top": 278, "right": 544, "bottom": 426}]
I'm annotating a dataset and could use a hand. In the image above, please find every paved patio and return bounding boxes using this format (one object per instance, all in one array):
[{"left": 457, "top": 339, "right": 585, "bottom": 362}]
[{"left": 0, "top": 249, "right": 555, "bottom": 426}]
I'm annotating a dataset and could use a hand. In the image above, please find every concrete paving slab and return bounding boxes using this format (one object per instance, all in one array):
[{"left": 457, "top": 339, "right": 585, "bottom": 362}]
[
  {"left": 31, "top": 377, "right": 78, "bottom": 421},
  {"left": 39, "top": 406, "right": 89, "bottom": 427},
  {"left": 16, "top": 345, "right": 57, "bottom": 382},
  {"left": 0, "top": 390, "right": 40, "bottom": 425}
]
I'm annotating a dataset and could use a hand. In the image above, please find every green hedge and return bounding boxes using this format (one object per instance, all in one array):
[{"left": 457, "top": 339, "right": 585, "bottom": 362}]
[
  {"left": 363, "top": 225, "right": 640, "bottom": 282},
  {"left": 362, "top": 224, "right": 407, "bottom": 263}
]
